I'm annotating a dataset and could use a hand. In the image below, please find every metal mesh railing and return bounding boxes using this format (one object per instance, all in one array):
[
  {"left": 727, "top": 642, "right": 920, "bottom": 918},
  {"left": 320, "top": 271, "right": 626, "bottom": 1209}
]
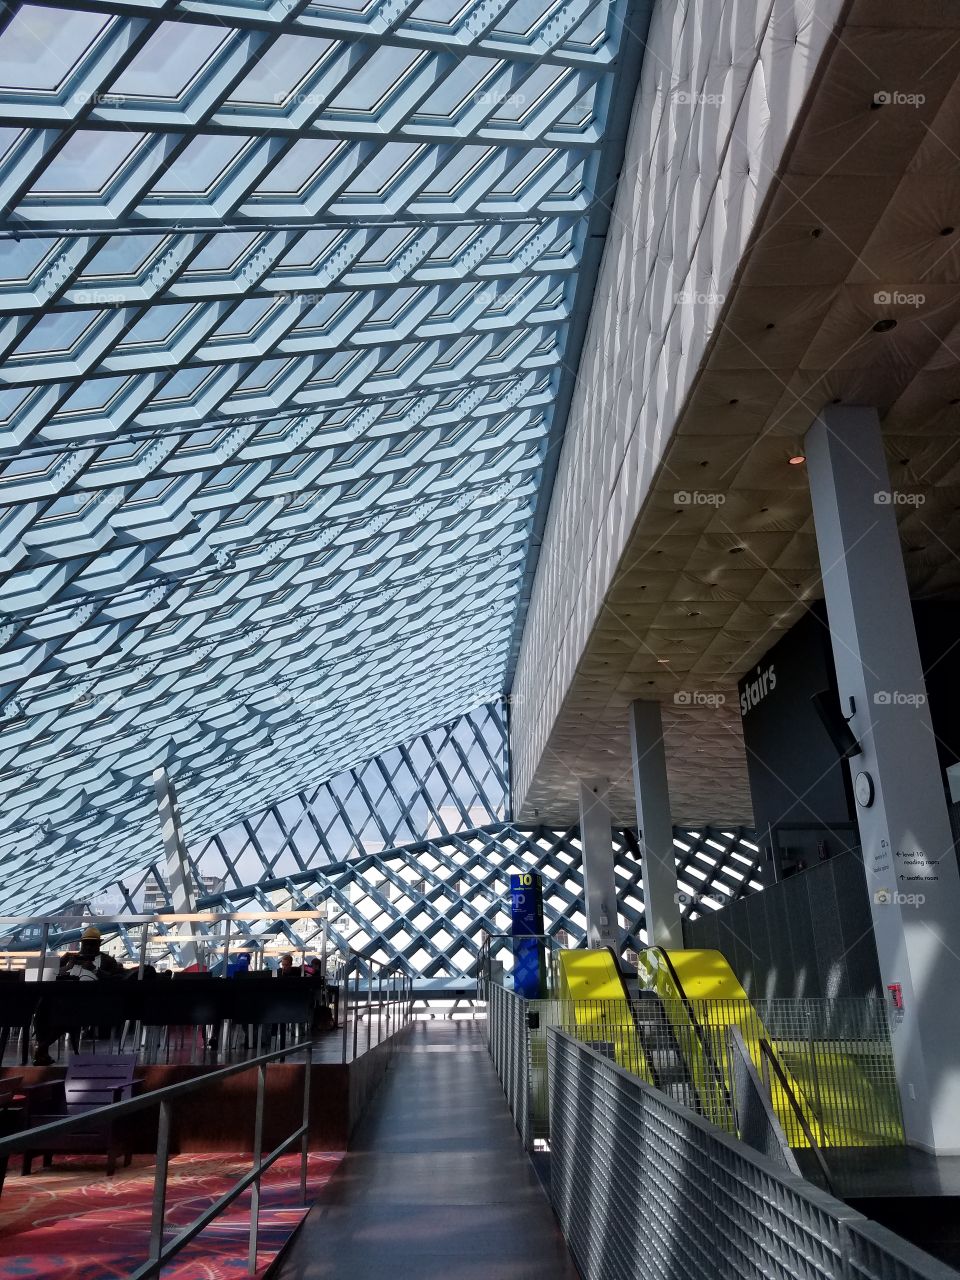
[
  {"left": 547, "top": 1029, "right": 953, "bottom": 1280},
  {"left": 487, "top": 982, "right": 530, "bottom": 1150},
  {"left": 523, "top": 995, "right": 902, "bottom": 1152}
]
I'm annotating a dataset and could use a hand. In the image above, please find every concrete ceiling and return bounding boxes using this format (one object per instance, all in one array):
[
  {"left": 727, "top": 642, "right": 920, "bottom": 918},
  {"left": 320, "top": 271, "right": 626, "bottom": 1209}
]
[{"left": 517, "top": 0, "right": 960, "bottom": 826}]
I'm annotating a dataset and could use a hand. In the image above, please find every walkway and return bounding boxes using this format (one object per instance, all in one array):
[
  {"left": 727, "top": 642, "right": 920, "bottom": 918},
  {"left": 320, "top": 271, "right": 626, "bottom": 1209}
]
[{"left": 274, "top": 1019, "right": 579, "bottom": 1279}]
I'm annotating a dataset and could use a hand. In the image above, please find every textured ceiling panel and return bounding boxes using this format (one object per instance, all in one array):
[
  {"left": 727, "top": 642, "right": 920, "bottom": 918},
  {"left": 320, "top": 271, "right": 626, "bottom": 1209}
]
[
  {"left": 0, "top": 0, "right": 648, "bottom": 913},
  {"left": 513, "top": 2, "right": 960, "bottom": 825}
]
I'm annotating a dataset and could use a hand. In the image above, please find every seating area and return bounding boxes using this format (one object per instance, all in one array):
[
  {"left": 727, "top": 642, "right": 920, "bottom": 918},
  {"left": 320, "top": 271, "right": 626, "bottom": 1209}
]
[{"left": 0, "top": 976, "right": 335, "bottom": 1067}]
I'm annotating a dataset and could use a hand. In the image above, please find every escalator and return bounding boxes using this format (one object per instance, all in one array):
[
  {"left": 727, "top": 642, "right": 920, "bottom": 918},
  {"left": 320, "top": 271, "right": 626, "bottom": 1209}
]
[
  {"left": 556, "top": 947, "right": 697, "bottom": 1102},
  {"left": 631, "top": 989, "right": 698, "bottom": 1110}
]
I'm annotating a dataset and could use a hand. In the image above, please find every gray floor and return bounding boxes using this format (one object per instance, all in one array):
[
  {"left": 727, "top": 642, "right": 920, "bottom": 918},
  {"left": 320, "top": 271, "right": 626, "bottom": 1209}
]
[{"left": 274, "top": 1019, "right": 580, "bottom": 1279}]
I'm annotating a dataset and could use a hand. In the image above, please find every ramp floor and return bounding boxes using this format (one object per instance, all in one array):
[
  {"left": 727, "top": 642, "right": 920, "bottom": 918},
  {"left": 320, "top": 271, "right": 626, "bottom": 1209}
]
[{"left": 273, "top": 1019, "right": 579, "bottom": 1279}]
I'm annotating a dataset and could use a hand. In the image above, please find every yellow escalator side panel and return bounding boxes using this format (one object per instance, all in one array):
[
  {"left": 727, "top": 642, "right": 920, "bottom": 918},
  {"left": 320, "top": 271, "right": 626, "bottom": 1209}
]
[
  {"left": 556, "top": 949, "right": 655, "bottom": 1085},
  {"left": 665, "top": 949, "right": 750, "bottom": 1001},
  {"left": 557, "top": 947, "right": 624, "bottom": 1001}
]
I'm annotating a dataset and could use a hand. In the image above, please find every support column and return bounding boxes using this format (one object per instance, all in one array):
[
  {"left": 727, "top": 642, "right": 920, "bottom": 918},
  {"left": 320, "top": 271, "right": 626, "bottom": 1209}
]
[
  {"left": 629, "top": 701, "right": 683, "bottom": 949},
  {"left": 153, "top": 767, "right": 203, "bottom": 971},
  {"left": 806, "top": 404, "right": 960, "bottom": 1151},
  {"left": 577, "top": 782, "right": 620, "bottom": 950}
]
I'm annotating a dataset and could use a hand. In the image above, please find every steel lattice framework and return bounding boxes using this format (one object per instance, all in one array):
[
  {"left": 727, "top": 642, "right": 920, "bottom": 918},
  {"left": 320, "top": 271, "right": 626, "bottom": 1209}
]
[
  {"left": 185, "top": 822, "right": 763, "bottom": 977},
  {"left": 117, "top": 700, "right": 509, "bottom": 905},
  {"left": 0, "top": 0, "right": 650, "bottom": 914}
]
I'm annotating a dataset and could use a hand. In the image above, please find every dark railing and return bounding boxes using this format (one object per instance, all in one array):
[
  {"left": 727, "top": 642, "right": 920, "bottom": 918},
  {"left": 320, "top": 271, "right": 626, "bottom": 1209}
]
[{"left": 0, "top": 1041, "right": 313, "bottom": 1279}]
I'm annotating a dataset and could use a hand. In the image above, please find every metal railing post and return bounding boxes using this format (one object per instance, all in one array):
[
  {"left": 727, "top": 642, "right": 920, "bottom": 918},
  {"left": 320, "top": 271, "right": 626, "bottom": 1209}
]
[
  {"left": 352, "top": 964, "right": 361, "bottom": 1061},
  {"left": 366, "top": 965, "right": 373, "bottom": 1054},
  {"left": 38, "top": 922, "right": 49, "bottom": 978},
  {"left": 300, "top": 1042, "right": 312, "bottom": 1203},
  {"left": 377, "top": 971, "right": 383, "bottom": 1047},
  {"left": 149, "top": 1099, "right": 173, "bottom": 1272},
  {"left": 341, "top": 957, "right": 350, "bottom": 1063},
  {"left": 248, "top": 1063, "right": 266, "bottom": 1274}
]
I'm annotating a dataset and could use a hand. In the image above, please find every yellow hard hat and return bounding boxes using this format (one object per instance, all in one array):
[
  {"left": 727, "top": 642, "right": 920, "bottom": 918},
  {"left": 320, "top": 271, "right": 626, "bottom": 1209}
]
[{"left": 81, "top": 926, "right": 102, "bottom": 941}]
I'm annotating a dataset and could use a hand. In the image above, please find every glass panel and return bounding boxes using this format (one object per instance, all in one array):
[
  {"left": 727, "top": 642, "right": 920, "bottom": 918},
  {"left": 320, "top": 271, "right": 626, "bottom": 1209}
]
[
  {"left": 30, "top": 131, "right": 146, "bottom": 195},
  {"left": 226, "top": 34, "right": 332, "bottom": 106},
  {"left": 0, "top": 6, "right": 111, "bottom": 93},
  {"left": 151, "top": 134, "right": 251, "bottom": 193},
  {"left": 327, "top": 47, "right": 422, "bottom": 113},
  {"left": 109, "top": 22, "right": 231, "bottom": 100}
]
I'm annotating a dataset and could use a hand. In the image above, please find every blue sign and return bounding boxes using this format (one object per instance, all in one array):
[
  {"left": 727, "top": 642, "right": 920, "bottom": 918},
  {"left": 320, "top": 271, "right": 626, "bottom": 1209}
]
[{"left": 510, "top": 872, "right": 545, "bottom": 998}]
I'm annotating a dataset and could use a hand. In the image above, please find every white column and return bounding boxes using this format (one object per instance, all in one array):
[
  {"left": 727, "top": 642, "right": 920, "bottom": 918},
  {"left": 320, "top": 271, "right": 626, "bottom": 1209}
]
[
  {"left": 577, "top": 782, "right": 620, "bottom": 951},
  {"left": 806, "top": 404, "right": 960, "bottom": 1151},
  {"left": 154, "top": 766, "right": 203, "bottom": 971},
  {"left": 629, "top": 701, "right": 683, "bottom": 949}
]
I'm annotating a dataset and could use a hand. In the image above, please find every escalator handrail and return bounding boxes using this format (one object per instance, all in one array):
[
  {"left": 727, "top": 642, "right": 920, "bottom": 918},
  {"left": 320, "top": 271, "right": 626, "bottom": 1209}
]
[{"left": 649, "top": 946, "right": 732, "bottom": 1111}]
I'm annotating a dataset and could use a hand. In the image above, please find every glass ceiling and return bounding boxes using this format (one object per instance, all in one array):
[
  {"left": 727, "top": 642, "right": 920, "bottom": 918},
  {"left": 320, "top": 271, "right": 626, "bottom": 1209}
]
[{"left": 0, "top": 0, "right": 648, "bottom": 914}]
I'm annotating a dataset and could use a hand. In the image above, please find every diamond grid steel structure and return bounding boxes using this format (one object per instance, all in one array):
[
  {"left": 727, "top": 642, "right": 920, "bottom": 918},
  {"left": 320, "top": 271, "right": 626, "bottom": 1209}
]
[
  {"left": 119, "top": 700, "right": 510, "bottom": 905},
  {"left": 0, "top": 0, "right": 651, "bottom": 914},
  {"left": 183, "top": 822, "right": 763, "bottom": 977}
]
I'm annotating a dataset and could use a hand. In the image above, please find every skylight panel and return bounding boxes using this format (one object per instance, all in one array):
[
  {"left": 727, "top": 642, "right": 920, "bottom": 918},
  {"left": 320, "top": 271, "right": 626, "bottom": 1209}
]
[
  {"left": 109, "top": 22, "right": 232, "bottom": 101},
  {"left": 151, "top": 134, "right": 253, "bottom": 195},
  {"left": 0, "top": 0, "right": 641, "bottom": 914},
  {"left": 30, "top": 131, "right": 146, "bottom": 195},
  {"left": 0, "top": 6, "right": 111, "bottom": 94},
  {"left": 226, "top": 34, "right": 333, "bottom": 108}
]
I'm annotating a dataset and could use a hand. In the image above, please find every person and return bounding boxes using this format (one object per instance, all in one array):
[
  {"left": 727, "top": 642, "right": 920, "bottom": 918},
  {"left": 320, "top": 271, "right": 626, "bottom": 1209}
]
[
  {"left": 278, "top": 954, "right": 295, "bottom": 977},
  {"left": 227, "top": 951, "right": 252, "bottom": 978},
  {"left": 64, "top": 927, "right": 123, "bottom": 981},
  {"left": 33, "top": 928, "right": 123, "bottom": 1064}
]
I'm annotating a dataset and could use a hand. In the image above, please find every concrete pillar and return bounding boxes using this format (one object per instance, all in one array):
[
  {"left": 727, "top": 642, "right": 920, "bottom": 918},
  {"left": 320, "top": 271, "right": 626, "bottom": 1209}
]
[
  {"left": 805, "top": 404, "right": 960, "bottom": 1151},
  {"left": 153, "top": 767, "right": 203, "bottom": 971},
  {"left": 629, "top": 701, "right": 683, "bottom": 949},
  {"left": 577, "top": 782, "right": 620, "bottom": 950}
]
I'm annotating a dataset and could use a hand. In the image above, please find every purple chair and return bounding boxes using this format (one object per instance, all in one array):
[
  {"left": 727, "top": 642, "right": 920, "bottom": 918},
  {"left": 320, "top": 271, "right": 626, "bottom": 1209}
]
[{"left": 20, "top": 1054, "right": 140, "bottom": 1176}]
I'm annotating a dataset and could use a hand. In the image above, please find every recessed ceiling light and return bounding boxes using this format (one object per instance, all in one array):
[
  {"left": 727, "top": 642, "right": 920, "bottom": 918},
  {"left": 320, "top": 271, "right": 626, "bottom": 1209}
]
[{"left": 789, "top": 455, "right": 806, "bottom": 466}]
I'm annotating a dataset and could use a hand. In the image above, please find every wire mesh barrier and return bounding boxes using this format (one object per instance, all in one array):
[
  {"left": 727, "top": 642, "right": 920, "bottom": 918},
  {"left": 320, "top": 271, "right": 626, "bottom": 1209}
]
[
  {"left": 547, "top": 1030, "right": 955, "bottom": 1280},
  {"left": 518, "top": 994, "right": 903, "bottom": 1154},
  {"left": 487, "top": 983, "right": 530, "bottom": 1151}
]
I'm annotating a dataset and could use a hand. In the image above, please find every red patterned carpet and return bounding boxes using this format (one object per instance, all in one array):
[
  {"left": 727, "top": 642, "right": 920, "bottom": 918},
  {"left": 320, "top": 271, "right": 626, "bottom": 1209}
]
[{"left": 0, "top": 1152, "right": 342, "bottom": 1278}]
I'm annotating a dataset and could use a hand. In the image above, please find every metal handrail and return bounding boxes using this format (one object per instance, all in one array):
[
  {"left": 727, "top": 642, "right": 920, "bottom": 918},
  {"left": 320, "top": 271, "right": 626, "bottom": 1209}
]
[
  {"left": 758, "top": 1036, "right": 835, "bottom": 1192},
  {"left": 728, "top": 1025, "right": 802, "bottom": 1176},
  {"left": 0, "top": 1039, "right": 313, "bottom": 1280},
  {"left": 334, "top": 946, "right": 413, "bottom": 1063}
]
